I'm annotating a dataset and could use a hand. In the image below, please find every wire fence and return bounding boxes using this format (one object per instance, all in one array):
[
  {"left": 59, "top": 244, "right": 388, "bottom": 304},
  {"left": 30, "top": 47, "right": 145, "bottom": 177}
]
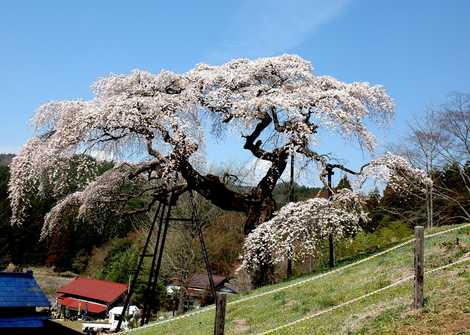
[
  {"left": 120, "top": 222, "right": 470, "bottom": 334},
  {"left": 259, "top": 256, "right": 470, "bottom": 334}
]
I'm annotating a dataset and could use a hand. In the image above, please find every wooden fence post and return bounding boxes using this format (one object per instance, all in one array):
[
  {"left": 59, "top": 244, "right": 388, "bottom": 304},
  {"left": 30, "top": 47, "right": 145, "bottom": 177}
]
[
  {"left": 414, "top": 225, "right": 424, "bottom": 309},
  {"left": 214, "top": 293, "right": 227, "bottom": 335}
]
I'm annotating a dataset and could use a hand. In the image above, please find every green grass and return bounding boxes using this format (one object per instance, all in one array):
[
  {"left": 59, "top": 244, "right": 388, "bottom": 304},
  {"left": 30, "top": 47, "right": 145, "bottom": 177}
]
[
  {"left": 127, "top": 224, "right": 470, "bottom": 335},
  {"left": 277, "top": 261, "right": 470, "bottom": 334}
]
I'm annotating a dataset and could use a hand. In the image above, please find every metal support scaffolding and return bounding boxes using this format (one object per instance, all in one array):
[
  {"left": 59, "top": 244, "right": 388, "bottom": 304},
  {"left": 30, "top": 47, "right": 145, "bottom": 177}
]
[
  {"left": 143, "top": 197, "right": 173, "bottom": 323},
  {"left": 140, "top": 201, "right": 170, "bottom": 325},
  {"left": 115, "top": 189, "right": 218, "bottom": 332},
  {"left": 115, "top": 201, "right": 164, "bottom": 332},
  {"left": 190, "top": 191, "right": 217, "bottom": 299}
]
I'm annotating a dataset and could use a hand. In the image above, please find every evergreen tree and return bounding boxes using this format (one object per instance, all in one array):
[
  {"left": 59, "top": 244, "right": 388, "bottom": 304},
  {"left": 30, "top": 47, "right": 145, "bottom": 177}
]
[{"left": 336, "top": 175, "right": 352, "bottom": 190}]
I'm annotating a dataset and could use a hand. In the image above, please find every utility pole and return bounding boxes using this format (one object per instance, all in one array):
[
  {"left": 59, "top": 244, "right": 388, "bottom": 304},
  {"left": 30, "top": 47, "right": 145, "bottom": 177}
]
[
  {"left": 289, "top": 151, "right": 295, "bottom": 201},
  {"left": 326, "top": 164, "right": 336, "bottom": 268},
  {"left": 287, "top": 151, "right": 295, "bottom": 278}
]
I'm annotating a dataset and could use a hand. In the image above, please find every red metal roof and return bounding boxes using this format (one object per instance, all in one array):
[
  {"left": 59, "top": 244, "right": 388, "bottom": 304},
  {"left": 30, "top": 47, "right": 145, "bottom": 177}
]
[
  {"left": 57, "top": 295, "right": 107, "bottom": 314},
  {"left": 57, "top": 277, "right": 128, "bottom": 304}
]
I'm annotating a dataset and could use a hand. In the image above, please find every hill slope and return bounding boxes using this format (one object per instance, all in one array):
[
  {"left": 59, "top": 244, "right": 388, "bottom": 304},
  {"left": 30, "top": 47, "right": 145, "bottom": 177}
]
[
  {"left": 0, "top": 153, "right": 14, "bottom": 166},
  {"left": 126, "top": 224, "right": 470, "bottom": 335}
]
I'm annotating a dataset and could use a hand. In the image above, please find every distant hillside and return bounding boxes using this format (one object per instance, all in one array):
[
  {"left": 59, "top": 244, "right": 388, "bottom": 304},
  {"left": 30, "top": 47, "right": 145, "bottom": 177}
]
[
  {"left": 0, "top": 154, "right": 14, "bottom": 167},
  {"left": 273, "top": 181, "right": 321, "bottom": 207}
]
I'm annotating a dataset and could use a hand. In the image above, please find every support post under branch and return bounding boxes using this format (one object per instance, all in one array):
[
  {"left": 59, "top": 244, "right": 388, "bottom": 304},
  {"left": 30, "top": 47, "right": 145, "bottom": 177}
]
[{"left": 326, "top": 165, "right": 335, "bottom": 268}]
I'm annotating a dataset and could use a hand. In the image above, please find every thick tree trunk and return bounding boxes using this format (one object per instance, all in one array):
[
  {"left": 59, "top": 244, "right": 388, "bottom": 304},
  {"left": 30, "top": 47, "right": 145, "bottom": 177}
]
[
  {"left": 244, "top": 197, "right": 276, "bottom": 235},
  {"left": 177, "top": 148, "right": 288, "bottom": 287},
  {"left": 179, "top": 160, "right": 252, "bottom": 213},
  {"left": 252, "top": 264, "right": 275, "bottom": 287},
  {"left": 244, "top": 197, "right": 277, "bottom": 287}
]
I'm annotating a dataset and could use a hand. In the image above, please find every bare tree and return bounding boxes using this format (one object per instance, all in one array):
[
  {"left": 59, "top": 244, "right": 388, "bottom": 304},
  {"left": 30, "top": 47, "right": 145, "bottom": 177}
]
[
  {"left": 433, "top": 93, "right": 470, "bottom": 222},
  {"left": 407, "top": 110, "right": 443, "bottom": 227},
  {"left": 392, "top": 92, "right": 470, "bottom": 225},
  {"left": 163, "top": 224, "right": 197, "bottom": 315}
]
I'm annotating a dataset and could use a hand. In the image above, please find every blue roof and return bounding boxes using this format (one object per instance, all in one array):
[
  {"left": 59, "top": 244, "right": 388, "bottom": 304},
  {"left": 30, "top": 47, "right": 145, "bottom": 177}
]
[
  {"left": 0, "top": 315, "right": 49, "bottom": 328},
  {"left": 0, "top": 271, "right": 50, "bottom": 308}
]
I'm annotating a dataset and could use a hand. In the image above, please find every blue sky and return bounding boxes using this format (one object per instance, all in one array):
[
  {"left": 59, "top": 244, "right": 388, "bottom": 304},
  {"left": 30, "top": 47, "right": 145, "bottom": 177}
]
[{"left": 1, "top": 0, "right": 469, "bottom": 184}]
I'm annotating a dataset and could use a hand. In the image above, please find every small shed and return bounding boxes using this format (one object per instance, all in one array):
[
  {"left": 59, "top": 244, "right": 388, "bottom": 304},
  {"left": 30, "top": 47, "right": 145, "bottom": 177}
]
[
  {"left": 168, "top": 274, "right": 235, "bottom": 307},
  {"left": 56, "top": 277, "right": 128, "bottom": 318},
  {"left": 187, "top": 274, "right": 228, "bottom": 292},
  {"left": 0, "top": 270, "right": 50, "bottom": 330}
]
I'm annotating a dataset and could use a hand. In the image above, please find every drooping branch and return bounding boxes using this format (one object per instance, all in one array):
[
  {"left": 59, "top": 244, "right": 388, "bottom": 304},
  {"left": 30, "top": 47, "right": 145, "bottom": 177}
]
[
  {"left": 178, "top": 159, "right": 253, "bottom": 213},
  {"left": 326, "top": 163, "right": 369, "bottom": 176}
]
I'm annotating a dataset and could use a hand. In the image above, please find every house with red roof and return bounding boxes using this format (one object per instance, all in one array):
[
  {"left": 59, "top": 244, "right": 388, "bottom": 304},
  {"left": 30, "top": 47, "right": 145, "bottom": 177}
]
[{"left": 56, "top": 277, "right": 128, "bottom": 318}]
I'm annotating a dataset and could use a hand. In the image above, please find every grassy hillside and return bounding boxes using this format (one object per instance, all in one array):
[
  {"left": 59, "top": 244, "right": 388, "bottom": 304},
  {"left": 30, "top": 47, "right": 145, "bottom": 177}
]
[
  {"left": 30, "top": 266, "right": 75, "bottom": 302},
  {"left": 126, "top": 224, "right": 470, "bottom": 335}
]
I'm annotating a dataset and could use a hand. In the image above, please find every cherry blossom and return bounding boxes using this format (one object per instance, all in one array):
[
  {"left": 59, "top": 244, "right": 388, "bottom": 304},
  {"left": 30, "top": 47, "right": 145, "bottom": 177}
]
[
  {"left": 8, "top": 54, "right": 403, "bottom": 241},
  {"left": 40, "top": 163, "right": 149, "bottom": 239},
  {"left": 239, "top": 152, "right": 432, "bottom": 272},
  {"left": 189, "top": 55, "right": 394, "bottom": 152},
  {"left": 239, "top": 189, "right": 366, "bottom": 271},
  {"left": 355, "top": 152, "right": 433, "bottom": 192}
]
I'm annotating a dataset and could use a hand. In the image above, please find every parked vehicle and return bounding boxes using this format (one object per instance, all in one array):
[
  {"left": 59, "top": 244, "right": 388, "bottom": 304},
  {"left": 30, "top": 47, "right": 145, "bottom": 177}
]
[{"left": 82, "top": 305, "right": 140, "bottom": 334}]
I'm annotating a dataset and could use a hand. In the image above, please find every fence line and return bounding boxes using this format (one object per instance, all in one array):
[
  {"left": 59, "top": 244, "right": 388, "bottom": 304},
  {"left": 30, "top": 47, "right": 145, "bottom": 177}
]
[
  {"left": 229, "top": 222, "right": 470, "bottom": 307},
  {"left": 259, "top": 256, "right": 470, "bottom": 335},
  {"left": 121, "top": 222, "right": 470, "bottom": 334}
]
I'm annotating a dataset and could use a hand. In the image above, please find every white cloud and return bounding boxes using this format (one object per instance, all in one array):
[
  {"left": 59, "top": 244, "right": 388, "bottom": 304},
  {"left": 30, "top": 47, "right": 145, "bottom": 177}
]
[{"left": 208, "top": 0, "right": 350, "bottom": 62}]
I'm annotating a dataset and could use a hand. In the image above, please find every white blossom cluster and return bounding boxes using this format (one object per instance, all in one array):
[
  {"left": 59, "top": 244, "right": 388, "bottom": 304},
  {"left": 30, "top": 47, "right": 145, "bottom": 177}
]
[
  {"left": 9, "top": 54, "right": 396, "bottom": 238},
  {"left": 9, "top": 70, "right": 200, "bottom": 226},
  {"left": 40, "top": 163, "right": 147, "bottom": 239},
  {"left": 356, "top": 152, "right": 433, "bottom": 192},
  {"left": 190, "top": 55, "right": 394, "bottom": 151},
  {"left": 239, "top": 151, "right": 432, "bottom": 272},
  {"left": 239, "top": 189, "right": 366, "bottom": 271},
  {"left": 9, "top": 138, "right": 98, "bottom": 225}
]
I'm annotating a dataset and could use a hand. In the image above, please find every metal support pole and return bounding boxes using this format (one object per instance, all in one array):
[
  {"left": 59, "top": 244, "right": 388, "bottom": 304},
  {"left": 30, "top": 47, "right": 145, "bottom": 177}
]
[
  {"left": 289, "top": 152, "right": 295, "bottom": 201},
  {"left": 198, "top": 222, "right": 217, "bottom": 299},
  {"left": 327, "top": 165, "right": 336, "bottom": 268},
  {"left": 190, "top": 192, "right": 217, "bottom": 299},
  {"left": 146, "top": 195, "right": 173, "bottom": 319},
  {"left": 141, "top": 202, "right": 167, "bottom": 325},
  {"left": 115, "top": 202, "right": 162, "bottom": 332},
  {"left": 328, "top": 234, "right": 336, "bottom": 268},
  {"left": 414, "top": 226, "right": 424, "bottom": 308},
  {"left": 287, "top": 151, "right": 294, "bottom": 278}
]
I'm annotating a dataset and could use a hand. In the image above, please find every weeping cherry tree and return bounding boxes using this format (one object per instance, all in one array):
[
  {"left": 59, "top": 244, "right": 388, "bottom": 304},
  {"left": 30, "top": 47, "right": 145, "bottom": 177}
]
[{"left": 7, "top": 55, "right": 430, "bottom": 282}]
